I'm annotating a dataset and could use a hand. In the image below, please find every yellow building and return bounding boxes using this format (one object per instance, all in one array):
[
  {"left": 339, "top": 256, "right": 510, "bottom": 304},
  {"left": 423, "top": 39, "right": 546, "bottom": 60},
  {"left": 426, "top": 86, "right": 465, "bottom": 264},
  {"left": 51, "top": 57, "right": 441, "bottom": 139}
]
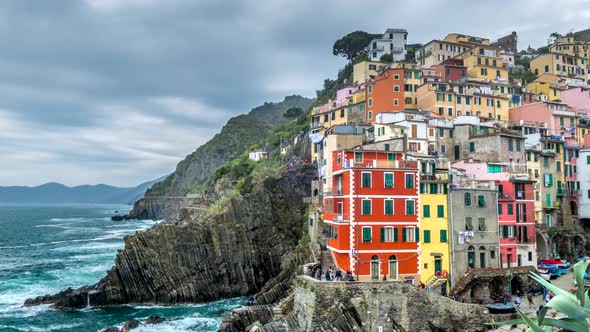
[
  {"left": 416, "top": 80, "right": 510, "bottom": 120},
  {"left": 530, "top": 53, "right": 587, "bottom": 80},
  {"left": 525, "top": 74, "right": 567, "bottom": 101},
  {"left": 419, "top": 159, "right": 451, "bottom": 294},
  {"left": 550, "top": 35, "right": 590, "bottom": 63},
  {"left": 443, "top": 33, "right": 490, "bottom": 46},
  {"left": 454, "top": 46, "right": 508, "bottom": 81},
  {"left": 353, "top": 60, "right": 384, "bottom": 84}
]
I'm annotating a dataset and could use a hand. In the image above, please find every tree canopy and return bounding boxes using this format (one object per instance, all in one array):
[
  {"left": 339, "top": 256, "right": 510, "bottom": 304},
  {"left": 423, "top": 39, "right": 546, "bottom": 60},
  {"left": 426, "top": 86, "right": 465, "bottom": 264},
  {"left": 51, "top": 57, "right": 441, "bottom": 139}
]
[
  {"left": 333, "top": 31, "right": 380, "bottom": 61},
  {"left": 283, "top": 107, "right": 303, "bottom": 119}
]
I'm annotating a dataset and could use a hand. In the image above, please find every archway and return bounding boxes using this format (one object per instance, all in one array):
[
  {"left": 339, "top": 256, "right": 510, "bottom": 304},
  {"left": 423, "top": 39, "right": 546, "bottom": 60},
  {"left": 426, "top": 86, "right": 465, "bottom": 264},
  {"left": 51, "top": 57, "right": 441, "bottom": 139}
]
[
  {"left": 470, "top": 282, "right": 485, "bottom": 303},
  {"left": 490, "top": 276, "right": 507, "bottom": 299},
  {"left": 370, "top": 255, "right": 380, "bottom": 280},
  {"left": 574, "top": 235, "right": 586, "bottom": 258},
  {"left": 536, "top": 230, "right": 549, "bottom": 260},
  {"left": 388, "top": 255, "right": 398, "bottom": 280},
  {"left": 510, "top": 276, "right": 524, "bottom": 295}
]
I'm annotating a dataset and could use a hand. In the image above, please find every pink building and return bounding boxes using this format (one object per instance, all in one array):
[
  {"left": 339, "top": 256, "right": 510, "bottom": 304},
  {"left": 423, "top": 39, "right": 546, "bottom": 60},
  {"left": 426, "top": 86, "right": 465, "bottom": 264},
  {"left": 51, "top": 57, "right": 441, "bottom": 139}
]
[
  {"left": 561, "top": 87, "right": 590, "bottom": 115},
  {"left": 453, "top": 161, "right": 537, "bottom": 267},
  {"left": 509, "top": 102, "right": 577, "bottom": 138}
]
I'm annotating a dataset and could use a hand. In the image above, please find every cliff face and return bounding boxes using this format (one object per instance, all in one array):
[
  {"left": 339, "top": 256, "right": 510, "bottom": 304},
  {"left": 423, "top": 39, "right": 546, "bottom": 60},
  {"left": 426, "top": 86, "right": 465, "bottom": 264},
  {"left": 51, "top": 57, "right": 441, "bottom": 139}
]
[
  {"left": 25, "top": 169, "right": 314, "bottom": 308},
  {"left": 220, "top": 276, "right": 492, "bottom": 332}
]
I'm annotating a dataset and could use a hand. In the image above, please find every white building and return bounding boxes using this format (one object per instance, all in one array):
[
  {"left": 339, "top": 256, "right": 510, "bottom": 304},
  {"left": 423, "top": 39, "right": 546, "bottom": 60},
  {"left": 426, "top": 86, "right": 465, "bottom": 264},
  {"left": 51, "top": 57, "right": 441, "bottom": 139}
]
[
  {"left": 249, "top": 151, "right": 268, "bottom": 161},
  {"left": 368, "top": 28, "right": 408, "bottom": 62},
  {"left": 578, "top": 149, "right": 590, "bottom": 220}
]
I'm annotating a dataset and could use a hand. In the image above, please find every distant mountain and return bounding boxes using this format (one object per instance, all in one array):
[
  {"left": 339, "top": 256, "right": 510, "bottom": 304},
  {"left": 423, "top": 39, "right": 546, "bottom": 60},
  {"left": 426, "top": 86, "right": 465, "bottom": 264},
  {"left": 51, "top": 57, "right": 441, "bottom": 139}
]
[
  {"left": 574, "top": 28, "right": 590, "bottom": 42},
  {"left": 0, "top": 177, "right": 165, "bottom": 204}
]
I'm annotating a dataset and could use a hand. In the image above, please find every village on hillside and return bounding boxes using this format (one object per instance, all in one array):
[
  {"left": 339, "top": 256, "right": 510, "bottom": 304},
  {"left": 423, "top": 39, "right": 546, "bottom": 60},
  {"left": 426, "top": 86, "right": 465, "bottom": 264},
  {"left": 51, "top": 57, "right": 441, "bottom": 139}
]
[{"left": 302, "top": 29, "right": 590, "bottom": 307}]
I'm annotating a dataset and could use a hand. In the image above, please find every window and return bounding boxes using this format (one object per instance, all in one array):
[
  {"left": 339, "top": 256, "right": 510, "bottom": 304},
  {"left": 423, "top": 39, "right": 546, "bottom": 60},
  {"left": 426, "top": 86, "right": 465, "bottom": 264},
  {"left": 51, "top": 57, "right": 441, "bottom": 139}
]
[
  {"left": 508, "top": 139, "right": 513, "bottom": 151},
  {"left": 405, "top": 173, "right": 414, "bottom": 188},
  {"left": 368, "top": 111, "right": 372, "bottom": 119},
  {"left": 498, "top": 203, "right": 503, "bottom": 215},
  {"left": 465, "top": 217, "right": 473, "bottom": 230},
  {"left": 439, "top": 128, "right": 444, "bottom": 137},
  {"left": 478, "top": 217, "right": 486, "bottom": 231},
  {"left": 381, "top": 227, "right": 396, "bottom": 242},
  {"left": 384, "top": 173, "right": 394, "bottom": 188},
  {"left": 457, "top": 96, "right": 462, "bottom": 104},
  {"left": 354, "top": 152, "right": 363, "bottom": 163},
  {"left": 448, "top": 107, "right": 453, "bottom": 116},
  {"left": 403, "top": 227, "right": 417, "bottom": 242},
  {"left": 468, "top": 246, "right": 475, "bottom": 268},
  {"left": 362, "top": 227, "right": 372, "bottom": 242},
  {"left": 516, "top": 140, "right": 521, "bottom": 151},
  {"left": 369, "top": 64, "right": 377, "bottom": 71},
  {"left": 368, "top": 98, "right": 373, "bottom": 107},
  {"left": 469, "top": 142, "right": 475, "bottom": 152},
  {"left": 437, "top": 205, "right": 444, "bottom": 217},
  {"left": 368, "top": 85, "right": 373, "bottom": 93},
  {"left": 424, "top": 230, "right": 431, "bottom": 243},
  {"left": 423, "top": 205, "right": 431, "bottom": 218},
  {"left": 384, "top": 199, "right": 394, "bottom": 215},
  {"left": 490, "top": 250, "right": 496, "bottom": 259},
  {"left": 387, "top": 153, "right": 395, "bottom": 161},
  {"left": 393, "top": 99, "right": 399, "bottom": 106},
  {"left": 340, "top": 109, "right": 344, "bottom": 118},
  {"left": 393, "top": 85, "right": 400, "bottom": 92},
  {"left": 405, "top": 200, "right": 415, "bottom": 215},
  {"left": 464, "top": 192, "right": 472, "bottom": 206},
  {"left": 477, "top": 195, "right": 486, "bottom": 207},
  {"left": 362, "top": 172, "right": 371, "bottom": 188},
  {"left": 447, "top": 94, "right": 452, "bottom": 102},
  {"left": 587, "top": 155, "right": 590, "bottom": 164},
  {"left": 543, "top": 157, "right": 549, "bottom": 167},
  {"left": 362, "top": 199, "right": 371, "bottom": 215},
  {"left": 507, "top": 204, "right": 514, "bottom": 215},
  {"left": 393, "top": 74, "right": 400, "bottom": 80},
  {"left": 440, "top": 230, "right": 447, "bottom": 242}
]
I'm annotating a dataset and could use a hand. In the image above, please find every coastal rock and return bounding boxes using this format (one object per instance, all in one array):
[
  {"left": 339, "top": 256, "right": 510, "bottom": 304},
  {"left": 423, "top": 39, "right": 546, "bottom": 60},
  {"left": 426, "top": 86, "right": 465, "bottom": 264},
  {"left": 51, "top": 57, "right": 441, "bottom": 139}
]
[
  {"left": 144, "top": 315, "right": 165, "bottom": 324},
  {"left": 121, "top": 319, "right": 140, "bottom": 331},
  {"left": 102, "top": 328, "right": 120, "bottom": 332},
  {"left": 25, "top": 170, "right": 313, "bottom": 308}
]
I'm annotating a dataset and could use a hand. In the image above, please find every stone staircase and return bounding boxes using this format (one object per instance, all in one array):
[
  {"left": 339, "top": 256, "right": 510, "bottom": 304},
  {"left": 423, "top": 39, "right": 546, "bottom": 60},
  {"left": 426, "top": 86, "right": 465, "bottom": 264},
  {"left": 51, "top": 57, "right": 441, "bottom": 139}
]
[
  {"left": 320, "top": 248, "right": 335, "bottom": 272},
  {"left": 272, "top": 291, "right": 295, "bottom": 321}
]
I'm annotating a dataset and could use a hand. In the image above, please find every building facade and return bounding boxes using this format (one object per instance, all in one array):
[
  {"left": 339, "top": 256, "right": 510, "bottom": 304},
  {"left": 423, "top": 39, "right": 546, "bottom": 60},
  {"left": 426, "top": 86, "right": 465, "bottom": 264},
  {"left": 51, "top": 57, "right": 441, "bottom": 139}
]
[{"left": 368, "top": 29, "right": 408, "bottom": 62}]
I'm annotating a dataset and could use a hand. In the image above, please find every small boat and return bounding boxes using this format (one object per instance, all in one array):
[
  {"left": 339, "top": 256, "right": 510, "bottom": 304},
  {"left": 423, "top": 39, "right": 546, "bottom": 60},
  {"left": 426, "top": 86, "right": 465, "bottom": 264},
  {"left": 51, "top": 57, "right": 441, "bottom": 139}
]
[
  {"left": 485, "top": 302, "right": 516, "bottom": 314},
  {"left": 539, "top": 259, "right": 571, "bottom": 269},
  {"left": 538, "top": 264, "right": 559, "bottom": 274}
]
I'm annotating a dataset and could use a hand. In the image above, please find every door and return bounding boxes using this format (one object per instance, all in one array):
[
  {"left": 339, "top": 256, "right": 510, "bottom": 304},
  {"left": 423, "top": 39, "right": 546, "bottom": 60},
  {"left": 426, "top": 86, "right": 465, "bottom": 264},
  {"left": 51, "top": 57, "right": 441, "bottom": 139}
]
[
  {"left": 434, "top": 258, "right": 442, "bottom": 274},
  {"left": 454, "top": 145, "right": 460, "bottom": 160},
  {"left": 507, "top": 254, "right": 512, "bottom": 267},
  {"left": 517, "top": 254, "right": 522, "bottom": 267},
  {"left": 388, "top": 255, "right": 398, "bottom": 279},
  {"left": 337, "top": 201, "right": 343, "bottom": 218},
  {"left": 371, "top": 256, "right": 380, "bottom": 280}
]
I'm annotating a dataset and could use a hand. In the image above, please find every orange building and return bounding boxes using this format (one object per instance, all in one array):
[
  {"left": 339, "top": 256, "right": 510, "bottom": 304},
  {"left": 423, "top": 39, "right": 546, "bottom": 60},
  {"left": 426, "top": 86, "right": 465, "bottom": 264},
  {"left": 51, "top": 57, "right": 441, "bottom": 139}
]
[
  {"left": 323, "top": 149, "right": 420, "bottom": 282},
  {"left": 366, "top": 68, "right": 406, "bottom": 123}
]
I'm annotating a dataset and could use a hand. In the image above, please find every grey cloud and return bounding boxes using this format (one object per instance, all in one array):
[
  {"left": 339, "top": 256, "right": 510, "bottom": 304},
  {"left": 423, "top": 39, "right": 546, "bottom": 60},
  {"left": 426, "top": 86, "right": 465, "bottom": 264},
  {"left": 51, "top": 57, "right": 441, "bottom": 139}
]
[{"left": 1, "top": 0, "right": 589, "bottom": 186}]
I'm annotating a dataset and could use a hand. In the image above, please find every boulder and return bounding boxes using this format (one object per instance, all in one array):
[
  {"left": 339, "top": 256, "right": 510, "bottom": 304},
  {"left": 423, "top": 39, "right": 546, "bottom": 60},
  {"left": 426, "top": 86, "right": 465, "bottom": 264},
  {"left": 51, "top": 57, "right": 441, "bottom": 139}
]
[
  {"left": 144, "top": 316, "right": 165, "bottom": 325},
  {"left": 121, "top": 319, "right": 140, "bottom": 332}
]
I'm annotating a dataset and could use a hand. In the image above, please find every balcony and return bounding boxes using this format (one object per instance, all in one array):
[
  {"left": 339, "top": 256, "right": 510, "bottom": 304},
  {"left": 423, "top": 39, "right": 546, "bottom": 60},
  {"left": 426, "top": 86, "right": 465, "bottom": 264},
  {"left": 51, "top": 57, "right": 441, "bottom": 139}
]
[
  {"left": 324, "top": 188, "right": 344, "bottom": 196},
  {"left": 391, "top": 46, "right": 404, "bottom": 54},
  {"left": 566, "top": 188, "right": 581, "bottom": 196},
  {"left": 333, "top": 213, "right": 350, "bottom": 222},
  {"left": 342, "top": 159, "right": 418, "bottom": 170},
  {"left": 311, "top": 122, "right": 323, "bottom": 129},
  {"left": 420, "top": 173, "right": 449, "bottom": 182}
]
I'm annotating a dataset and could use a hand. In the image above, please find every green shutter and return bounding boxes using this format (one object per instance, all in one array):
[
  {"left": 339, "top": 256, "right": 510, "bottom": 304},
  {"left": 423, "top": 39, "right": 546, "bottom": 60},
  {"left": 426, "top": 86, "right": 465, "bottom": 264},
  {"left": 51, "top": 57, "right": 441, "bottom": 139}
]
[
  {"left": 385, "top": 144, "right": 390, "bottom": 151},
  {"left": 587, "top": 155, "right": 590, "bottom": 164},
  {"left": 406, "top": 200, "right": 414, "bottom": 215},
  {"left": 362, "top": 173, "right": 371, "bottom": 187},
  {"left": 388, "top": 153, "right": 395, "bottom": 161},
  {"left": 464, "top": 193, "right": 471, "bottom": 206},
  {"left": 478, "top": 195, "right": 485, "bottom": 207},
  {"left": 385, "top": 173, "right": 393, "bottom": 188},
  {"left": 507, "top": 204, "right": 513, "bottom": 215},
  {"left": 437, "top": 205, "right": 444, "bottom": 217},
  {"left": 502, "top": 225, "right": 509, "bottom": 238},
  {"left": 443, "top": 184, "right": 448, "bottom": 194},
  {"left": 362, "top": 227, "right": 372, "bottom": 242},
  {"left": 423, "top": 205, "right": 430, "bottom": 218},
  {"left": 385, "top": 200, "right": 393, "bottom": 215},
  {"left": 415, "top": 227, "right": 420, "bottom": 242},
  {"left": 498, "top": 203, "right": 503, "bottom": 215},
  {"left": 440, "top": 230, "right": 447, "bottom": 242},
  {"left": 402, "top": 228, "right": 407, "bottom": 242},
  {"left": 424, "top": 230, "right": 431, "bottom": 243},
  {"left": 380, "top": 228, "right": 385, "bottom": 242},
  {"left": 394, "top": 228, "right": 398, "bottom": 242},
  {"left": 328, "top": 225, "right": 332, "bottom": 238},
  {"left": 421, "top": 162, "right": 427, "bottom": 173},
  {"left": 362, "top": 200, "right": 371, "bottom": 215}
]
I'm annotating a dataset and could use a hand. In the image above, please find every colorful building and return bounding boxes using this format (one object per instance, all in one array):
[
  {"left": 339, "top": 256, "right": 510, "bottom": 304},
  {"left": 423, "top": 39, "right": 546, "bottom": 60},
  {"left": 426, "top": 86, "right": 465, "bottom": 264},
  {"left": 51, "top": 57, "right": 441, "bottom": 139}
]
[
  {"left": 453, "top": 45, "right": 508, "bottom": 81},
  {"left": 323, "top": 150, "right": 420, "bottom": 282},
  {"left": 366, "top": 67, "right": 406, "bottom": 122},
  {"left": 549, "top": 35, "right": 590, "bottom": 63},
  {"left": 368, "top": 28, "right": 408, "bottom": 62},
  {"left": 353, "top": 61, "right": 384, "bottom": 85},
  {"left": 530, "top": 53, "right": 587, "bottom": 80},
  {"left": 419, "top": 159, "right": 451, "bottom": 293}
]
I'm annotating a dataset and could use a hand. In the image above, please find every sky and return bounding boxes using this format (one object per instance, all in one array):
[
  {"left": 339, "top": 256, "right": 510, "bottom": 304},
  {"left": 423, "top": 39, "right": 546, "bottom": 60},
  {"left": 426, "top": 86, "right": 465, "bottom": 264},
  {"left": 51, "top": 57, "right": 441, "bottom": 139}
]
[{"left": 2, "top": 0, "right": 590, "bottom": 187}]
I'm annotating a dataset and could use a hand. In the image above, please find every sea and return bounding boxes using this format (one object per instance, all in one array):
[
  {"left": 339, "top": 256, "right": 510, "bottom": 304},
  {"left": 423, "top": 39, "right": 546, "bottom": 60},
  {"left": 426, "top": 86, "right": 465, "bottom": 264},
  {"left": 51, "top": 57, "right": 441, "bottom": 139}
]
[{"left": 0, "top": 204, "right": 246, "bottom": 332}]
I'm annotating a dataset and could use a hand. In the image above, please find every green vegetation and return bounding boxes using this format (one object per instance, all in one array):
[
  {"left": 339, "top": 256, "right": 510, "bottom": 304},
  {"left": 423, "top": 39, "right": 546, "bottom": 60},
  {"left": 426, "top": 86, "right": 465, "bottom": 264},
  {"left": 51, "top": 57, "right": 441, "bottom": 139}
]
[
  {"left": 379, "top": 53, "right": 393, "bottom": 63},
  {"left": 315, "top": 63, "right": 353, "bottom": 105},
  {"left": 146, "top": 95, "right": 313, "bottom": 197},
  {"left": 509, "top": 54, "right": 537, "bottom": 84},
  {"left": 283, "top": 107, "right": 303, "bottom": 119},
  {"left": 332, "top": 31, "right": 380, "bottom": 61},
  {"left": 491, "top": 260, "right": 590, "bottom": 331},
  {"left": 574, "top": 28, "right": 590, "bottom": 42}
]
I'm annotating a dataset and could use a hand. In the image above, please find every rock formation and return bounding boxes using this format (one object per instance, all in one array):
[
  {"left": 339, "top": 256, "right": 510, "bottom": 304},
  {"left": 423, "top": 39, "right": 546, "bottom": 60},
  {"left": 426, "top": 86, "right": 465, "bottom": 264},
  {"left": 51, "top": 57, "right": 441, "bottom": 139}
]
[
  {"left": 220, "top": 276, "right": 493, "bottom": 332},
  {"left": 25, "top": 168, "right": 314, "bottom": 308}
]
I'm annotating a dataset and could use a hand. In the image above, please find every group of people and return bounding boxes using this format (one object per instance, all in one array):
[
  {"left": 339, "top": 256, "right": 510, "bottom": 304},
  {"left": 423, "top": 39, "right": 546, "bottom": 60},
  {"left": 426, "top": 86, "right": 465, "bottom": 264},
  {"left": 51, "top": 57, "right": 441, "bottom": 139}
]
[{"left": 311, "top": 266, "right": 354, "bottom": 281}]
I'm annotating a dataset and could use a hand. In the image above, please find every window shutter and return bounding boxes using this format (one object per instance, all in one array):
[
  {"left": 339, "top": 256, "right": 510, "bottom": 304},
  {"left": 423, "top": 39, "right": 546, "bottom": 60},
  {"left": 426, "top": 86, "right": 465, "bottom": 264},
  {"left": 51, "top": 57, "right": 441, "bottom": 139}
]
[
  {"left": 440, "top": 230, "right": 447, "bottom": 242},
  {"left": 423, "top": 205, "right": 430, "bottom": 218},
  {"left": 334, "top": 226, "right": 338, "bottom": 239},
  {"left": 394, "top": 228, "right": 398, "bottom": 242},
  {"left": 503, "top": 225, "right": 509, "bottom": 238},
  {"left": 424, "top": 230, "right": 430, "bottom": 243},
  {"left": 437, "top": 205, "right": 444, "bottom": 217},
  {"left": 380, "top": 228, "right": 385, "bottom": 242},
  {"left": 402, "top": 228, "right": 407, "bottom": 242},
  {"left": 415, "top": 227, "right": 420, "bottom": 242}
]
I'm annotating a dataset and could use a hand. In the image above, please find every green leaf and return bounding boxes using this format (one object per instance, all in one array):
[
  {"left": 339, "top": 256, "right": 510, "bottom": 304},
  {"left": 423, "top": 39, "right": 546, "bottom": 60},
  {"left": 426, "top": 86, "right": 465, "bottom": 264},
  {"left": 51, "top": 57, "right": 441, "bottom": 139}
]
[
  {"left": 536, "top": 305, "right": 549, "bottom": 325},
  {"left": 529, "top": 272, "right": 577, "bottom": 302},
  {"left": 542, "top": 317, "right": 589, "bottom": 332},
  {"left": 545, "top": 294, "right": 590, "bottom": 322},
  {"left": 573, "top": 260, "right": 589, "bottom": 306},
  {"left": 515, "top": 307, "right": 546, "bottom": 332},
  {"left": 485, "top": 318, "right": 525, "bottom": 327}
]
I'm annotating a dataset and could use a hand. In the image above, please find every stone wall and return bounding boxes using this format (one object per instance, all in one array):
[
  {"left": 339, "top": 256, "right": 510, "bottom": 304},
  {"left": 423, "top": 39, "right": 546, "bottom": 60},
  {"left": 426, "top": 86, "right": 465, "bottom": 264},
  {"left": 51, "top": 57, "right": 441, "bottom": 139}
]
[{"left": 452, "top": 266, "right": 536, "bottom": 304}]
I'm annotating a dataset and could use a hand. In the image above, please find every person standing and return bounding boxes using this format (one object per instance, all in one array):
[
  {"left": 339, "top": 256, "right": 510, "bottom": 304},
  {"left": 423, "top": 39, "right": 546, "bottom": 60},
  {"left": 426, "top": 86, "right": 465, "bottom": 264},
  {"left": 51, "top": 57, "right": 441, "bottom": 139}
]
[{"left": 527, "top": 292, "right": 535, "bottom": 308}]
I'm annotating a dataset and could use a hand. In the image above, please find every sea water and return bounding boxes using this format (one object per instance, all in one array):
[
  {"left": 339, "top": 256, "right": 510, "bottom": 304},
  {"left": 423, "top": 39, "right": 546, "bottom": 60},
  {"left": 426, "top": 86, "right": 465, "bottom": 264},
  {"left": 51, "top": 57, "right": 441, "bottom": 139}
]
[{"left": 0, "top": 204, "right": 245, "bottom": 332}]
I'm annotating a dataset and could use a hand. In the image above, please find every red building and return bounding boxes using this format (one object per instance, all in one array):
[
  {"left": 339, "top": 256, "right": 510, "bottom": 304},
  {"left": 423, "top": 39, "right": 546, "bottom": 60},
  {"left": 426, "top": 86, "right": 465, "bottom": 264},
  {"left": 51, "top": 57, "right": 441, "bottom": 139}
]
[
  {"left": 497, "top": 178, "right": 537, "bottom": 267},
  {"left": 366, "top": 68, "right": 406, "bottom": 123},
  {"left": 431, "top": 58, "right": 467, "bottom": 82},
  {"left": 323, "top": 149, "right": 420, "bottom": 282}
]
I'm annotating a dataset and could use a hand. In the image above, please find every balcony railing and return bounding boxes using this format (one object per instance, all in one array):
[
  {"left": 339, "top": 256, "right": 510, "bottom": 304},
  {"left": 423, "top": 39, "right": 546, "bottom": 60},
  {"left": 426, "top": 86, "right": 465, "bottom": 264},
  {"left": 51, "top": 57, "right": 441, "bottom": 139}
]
[
  {"left": 342, "top": 159, "right": 418, "bottom": 170},
  {"left": 311, "top": 122, "right": 323, "bottom": 129},
  {"left": 332, "top": 213, "right": 350, "bottom": 222}
]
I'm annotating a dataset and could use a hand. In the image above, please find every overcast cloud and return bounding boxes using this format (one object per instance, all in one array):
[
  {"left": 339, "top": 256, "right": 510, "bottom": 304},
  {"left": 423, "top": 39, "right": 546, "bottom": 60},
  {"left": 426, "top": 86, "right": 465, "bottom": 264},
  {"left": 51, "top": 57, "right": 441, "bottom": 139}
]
[{"left": 1, "top": 0, "right": 589, "bottom": 186}]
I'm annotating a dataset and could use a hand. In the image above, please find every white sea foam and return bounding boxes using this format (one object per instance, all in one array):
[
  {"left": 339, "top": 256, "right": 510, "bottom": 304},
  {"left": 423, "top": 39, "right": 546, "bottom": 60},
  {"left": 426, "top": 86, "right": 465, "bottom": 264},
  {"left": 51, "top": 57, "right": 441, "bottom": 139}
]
[{"left": 133, "top": 315, "right": 219, "bottom": 332}]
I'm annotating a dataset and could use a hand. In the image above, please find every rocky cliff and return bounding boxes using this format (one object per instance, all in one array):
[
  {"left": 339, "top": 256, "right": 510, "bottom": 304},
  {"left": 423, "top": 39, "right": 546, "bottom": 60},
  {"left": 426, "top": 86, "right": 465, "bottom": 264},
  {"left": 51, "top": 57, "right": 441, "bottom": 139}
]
[
  {"left": 25, "top": 168, "right": 314, "bottom": 308},
  {"left": 220, "top": 276, "right": 492, "bottom": 332}
]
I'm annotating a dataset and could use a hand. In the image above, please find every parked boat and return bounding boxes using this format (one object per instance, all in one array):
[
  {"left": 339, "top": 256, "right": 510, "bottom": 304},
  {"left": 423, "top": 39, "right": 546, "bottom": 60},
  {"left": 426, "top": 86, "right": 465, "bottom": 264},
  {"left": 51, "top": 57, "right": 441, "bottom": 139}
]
[
  {"left": 538, "top": 264, "right": 558, "bottom": 274},
  {"left": 539, "top": 259, "right": 571, "bottom": 269},
  {"left": 485, "top": 302, "right": 516, "bottom": 314}
]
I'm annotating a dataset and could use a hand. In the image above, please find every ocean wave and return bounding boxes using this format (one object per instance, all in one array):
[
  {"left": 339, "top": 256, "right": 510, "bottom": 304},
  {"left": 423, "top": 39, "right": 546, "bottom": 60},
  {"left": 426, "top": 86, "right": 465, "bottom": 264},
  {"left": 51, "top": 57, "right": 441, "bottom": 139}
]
[{"left": 132, "top": 316, "right": 220, "bottom": 332}]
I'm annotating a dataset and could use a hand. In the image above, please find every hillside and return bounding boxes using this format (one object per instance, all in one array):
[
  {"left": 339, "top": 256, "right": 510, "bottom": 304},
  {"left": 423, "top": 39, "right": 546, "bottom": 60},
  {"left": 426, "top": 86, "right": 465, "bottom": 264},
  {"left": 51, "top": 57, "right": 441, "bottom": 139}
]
[
  {"left": 574, "top": 28, "right": 590, "bottom": 42},
  {"left": 0, "top": 178, "right": 162, "bottom": 204},
  {"left": 145, "top": 95, "right": 313, "bottom": 197}
]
